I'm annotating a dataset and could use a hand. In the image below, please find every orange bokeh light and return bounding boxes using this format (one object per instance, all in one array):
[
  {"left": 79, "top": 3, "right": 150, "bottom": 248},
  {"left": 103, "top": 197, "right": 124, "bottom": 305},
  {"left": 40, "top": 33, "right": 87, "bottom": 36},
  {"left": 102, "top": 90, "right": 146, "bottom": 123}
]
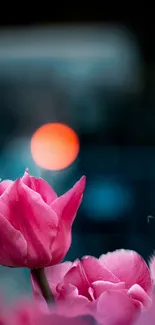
[{"left": 30, "top": 123, "right": 80, "bottom": 171}]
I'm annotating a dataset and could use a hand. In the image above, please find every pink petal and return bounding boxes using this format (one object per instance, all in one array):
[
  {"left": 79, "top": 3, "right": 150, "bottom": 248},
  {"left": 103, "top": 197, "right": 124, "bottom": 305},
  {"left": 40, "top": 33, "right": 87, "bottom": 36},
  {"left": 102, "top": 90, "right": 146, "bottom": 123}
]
[
  {"left": 100, "top": 249, "right": 152, "bottom": 294},
  {"left": 58, "top": 260, "right": 90, "bottom": 298},
  {"left": 50, "top": 177, "right": 86, "bottom": 264},
  {"left": 51, "top": 176, "right": 86, "bottom": 224},
  {"left": 40, "top": 314, "right": 91, "bottom": 325},
  {"left": 88, "top": 287, "right": 95, "bottom": 301},
  {"left": 134, "top": 312, "right": 155, "bottom": 325},
  {"left": 96, "top": 291, "right": 140, "bottom": 325},
  {"left": 81, "top": 256, "right": 120, "bottom": 285},
  {"left": 91, "top": 281, "right": 125, "bottom": 298},
  {"left": 43, "top": 304, "right": 93, "bottom": 325},
  {"left": 0, "top": 180, "right": 13, "bottom": 195},
  {"left": 134, "top": 289, "right": 155, "bottom": 325},
  {"left": 40, "top": 314, "right": 88, "bottom": 325},
  {"left": 128, "top": 284, "right": 152, "bottom": 309},
  {"left": 0, "top": 209, "right": 27, "bottom": 266},
  {"left": 149, "top": 253, "right": 155, "bottom": 283},
  {"left": 11, "top": 299, "right": 45, "bottom": 325},
  {"left": 45, "top": 262, "right": 73, "bottom": 291},
  {"left": 22, "top": 169, "right": 57, "bottom": 204},
  {"left": 31, "top": 262, "right": 72, "bottom": 299},
  {"left": 0, "top": 179, "right": 58, "bottom": 268},
  {"left": 56, "top": 284, "right": 89, "bottom": 317}
]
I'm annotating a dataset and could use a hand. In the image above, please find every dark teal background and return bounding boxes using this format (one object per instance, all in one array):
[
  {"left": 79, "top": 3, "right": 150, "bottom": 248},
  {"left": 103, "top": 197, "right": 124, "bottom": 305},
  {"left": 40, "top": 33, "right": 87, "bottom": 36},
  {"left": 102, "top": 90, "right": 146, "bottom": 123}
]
[{"left": 0, "top": 25, "right": 154, "bottom": 300}]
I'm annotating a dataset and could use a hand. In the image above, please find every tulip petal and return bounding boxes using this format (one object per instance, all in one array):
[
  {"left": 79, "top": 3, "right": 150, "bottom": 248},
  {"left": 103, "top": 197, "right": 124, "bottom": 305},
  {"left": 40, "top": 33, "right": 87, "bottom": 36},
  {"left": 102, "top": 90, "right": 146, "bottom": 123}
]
[
  {"left": 0, "top": 180, "right": 13, "bottom": 195},
  {"left": 96, "top": 291, "right": 140, "bottom": 325},
  {"left": 128, "top": 284, "right": 152, "bottom": 309},
  {"left": 100, "top": 249, "right": 151, "bottom": 293},
  {"left": 0, "top": 179, "right": 58, "bottom": 268},
  {"left": 51, "top": 176, "right": 86, "bottom": 225},
  {"left": 45, "top": 262, "right": 73, "bottom": 289},
  {"left": 50, "top": 176, "right": 86, "bottom": 264},
  {"left": 134, "top": 289, "right": 155, "bottom": 325},
  {"left": 81, "top": 256, "right": 120, "bottom": 284},
  {"left": 56, "top": 284, "right": 89, "bottom": 317},
  {"left": 149, "top": 253, "right": 155, "bottom": 283},
  {"left": 58, "top": 260, "right": 90, "bottom": 298},
  {"left": 22, "top": 170, "right": 57, "bottom": 204},
  {"left": 0, "top": 210, "right": 27, "bottom": 266},
  {"left": 91, "top": 281, "right": 125, "bottom": 298}
]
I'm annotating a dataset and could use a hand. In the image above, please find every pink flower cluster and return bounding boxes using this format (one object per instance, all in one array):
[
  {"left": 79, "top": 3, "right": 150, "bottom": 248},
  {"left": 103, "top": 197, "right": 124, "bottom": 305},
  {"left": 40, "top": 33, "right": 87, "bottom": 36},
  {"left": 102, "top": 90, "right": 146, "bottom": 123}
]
[{"left": 0, "top": 170, "right": 155, "bottom": 325}]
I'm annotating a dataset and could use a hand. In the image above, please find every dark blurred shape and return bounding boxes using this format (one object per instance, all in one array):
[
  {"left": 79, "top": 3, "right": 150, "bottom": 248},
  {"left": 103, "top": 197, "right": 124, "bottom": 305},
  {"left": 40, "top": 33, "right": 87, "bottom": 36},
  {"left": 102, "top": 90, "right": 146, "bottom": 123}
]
[
  {"left": 0, "top": 82, "right": 19, "bottom": 150},
  {"left": 83, "top": 177, "right": 133, "bottom": 220}
]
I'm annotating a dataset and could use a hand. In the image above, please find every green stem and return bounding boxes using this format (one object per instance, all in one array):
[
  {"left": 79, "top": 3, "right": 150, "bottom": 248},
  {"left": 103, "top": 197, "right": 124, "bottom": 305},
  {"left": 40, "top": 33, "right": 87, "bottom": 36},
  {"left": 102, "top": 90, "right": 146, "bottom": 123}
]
[{"left": 31, "top": 267, "right": 54, "bottom": 304}]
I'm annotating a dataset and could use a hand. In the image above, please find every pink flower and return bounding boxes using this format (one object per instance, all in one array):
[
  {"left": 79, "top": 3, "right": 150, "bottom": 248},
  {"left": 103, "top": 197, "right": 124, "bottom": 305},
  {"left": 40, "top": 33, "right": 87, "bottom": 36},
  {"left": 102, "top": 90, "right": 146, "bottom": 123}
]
[
  {"left": 0, "top": 300, "right": 10, "bottom": 325},
  {"left": 133, "top": 288, "right": 155, "bottom": 325},
  {"left": 0, "top": 169, "right": 86, "bottom": 268},
  {"left": 10, "top": 299, "right": 44, "bottom": 325},
  {"left": 32, "top": 250, "right": 152, "bottom": 325},
  {"left": 10, "top": 298, "right": 94, "bottom": 325},
  {"left": 149, "top": 253, "right": 155, "bottom": 284},
  {"left": 133, "top": 254, "right": 155, "bottom": 324}
]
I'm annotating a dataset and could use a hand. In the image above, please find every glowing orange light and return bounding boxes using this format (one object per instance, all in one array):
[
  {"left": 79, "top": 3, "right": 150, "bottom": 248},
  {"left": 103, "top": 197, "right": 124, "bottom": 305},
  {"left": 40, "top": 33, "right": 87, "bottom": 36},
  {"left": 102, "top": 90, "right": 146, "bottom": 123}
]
[{"left": 30, "top": 123, "right": 80, "bottom": 171}]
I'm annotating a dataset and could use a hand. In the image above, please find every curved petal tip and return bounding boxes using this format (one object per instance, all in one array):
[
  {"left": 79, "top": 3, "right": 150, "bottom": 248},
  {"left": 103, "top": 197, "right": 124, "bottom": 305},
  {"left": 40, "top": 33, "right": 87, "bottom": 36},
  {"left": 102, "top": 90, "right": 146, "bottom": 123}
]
[
  {"left": 149, "top": 253, "right": 155, "bottom": 283},
  {"left": 75, "top": 176, "right": 86, "bottom": 193}
]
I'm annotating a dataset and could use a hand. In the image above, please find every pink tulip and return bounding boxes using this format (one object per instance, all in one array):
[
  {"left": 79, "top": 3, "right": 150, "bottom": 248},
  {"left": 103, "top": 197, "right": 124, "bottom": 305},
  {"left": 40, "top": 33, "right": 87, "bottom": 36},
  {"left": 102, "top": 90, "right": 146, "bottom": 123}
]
[
  {"left": 0, "top": 169, "right": 86, "bottom": 268},
  {"left": 32, "top": 250, "right": 152, "bottom": 325}
]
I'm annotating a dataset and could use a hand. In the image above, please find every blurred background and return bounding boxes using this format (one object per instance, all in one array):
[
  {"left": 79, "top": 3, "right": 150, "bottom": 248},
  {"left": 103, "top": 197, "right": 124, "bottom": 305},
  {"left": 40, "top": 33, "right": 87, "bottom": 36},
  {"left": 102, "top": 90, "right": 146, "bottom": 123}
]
[{"left": 0, "top": 11, "right": 154, "bottom": 300}]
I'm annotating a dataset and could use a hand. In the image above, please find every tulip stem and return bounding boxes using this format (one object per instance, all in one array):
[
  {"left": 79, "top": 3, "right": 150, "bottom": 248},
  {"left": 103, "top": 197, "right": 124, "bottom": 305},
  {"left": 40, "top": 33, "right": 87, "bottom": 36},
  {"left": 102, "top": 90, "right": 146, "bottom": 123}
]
[{"left": 31, "top": 268, "right": 54, "bottom": 304}]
